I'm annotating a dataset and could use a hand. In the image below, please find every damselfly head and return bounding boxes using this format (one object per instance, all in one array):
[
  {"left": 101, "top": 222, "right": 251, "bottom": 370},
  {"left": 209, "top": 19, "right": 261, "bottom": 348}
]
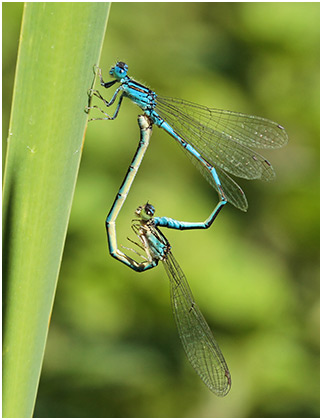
[
  {"left": 135, "top": 202, "right": 155, "bottom": 220},
  {"left": 109, "top": 62, "right": 128, "bottom": 80}
]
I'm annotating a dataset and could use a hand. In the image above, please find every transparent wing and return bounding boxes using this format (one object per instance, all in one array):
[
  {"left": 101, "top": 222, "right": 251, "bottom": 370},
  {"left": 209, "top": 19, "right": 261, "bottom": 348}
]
[
  {"left": 156, "top": 96, "right": 287, "bottom": 181},
  {"left": 156, "top": 96, "right": 288, "bottom": 149},
  {"left": 182, "top": 145, "right": 248, "bottom": 211},
  {"left": 163, "top": 251, "right": 231, "bottom": 396}
]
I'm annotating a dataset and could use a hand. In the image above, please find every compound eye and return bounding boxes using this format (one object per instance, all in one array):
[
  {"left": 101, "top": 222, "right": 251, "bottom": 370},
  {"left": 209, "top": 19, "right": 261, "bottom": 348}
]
[
  {"left": 145, "top": 203, "right": 155, "bottom": 217},
  {"left": 110, "top": 62, "right": 128, "bottom": 80},
  {"left": 117, "top": 62, "right": 128, "bottom": 74}
]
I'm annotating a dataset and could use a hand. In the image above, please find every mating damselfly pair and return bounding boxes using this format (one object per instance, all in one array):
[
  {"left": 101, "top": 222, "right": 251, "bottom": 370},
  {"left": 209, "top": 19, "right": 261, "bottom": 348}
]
[{"left": 87, "top": 62, "right": 288, "bottom": 396}]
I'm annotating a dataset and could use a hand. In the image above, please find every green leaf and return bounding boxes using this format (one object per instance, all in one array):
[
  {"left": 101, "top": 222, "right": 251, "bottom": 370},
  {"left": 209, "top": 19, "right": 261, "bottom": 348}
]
[{"left": 2, "top": 3, "right": 111, "bottom": 417}]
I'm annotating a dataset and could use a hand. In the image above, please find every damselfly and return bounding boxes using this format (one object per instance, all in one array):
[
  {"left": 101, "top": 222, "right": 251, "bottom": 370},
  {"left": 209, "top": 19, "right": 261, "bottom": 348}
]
[
  {"left": 88, "top": 61, "right": 288, "bottom": 226},
  {"left": 110, "top": 201, "right": 231, "bottom": 396}
]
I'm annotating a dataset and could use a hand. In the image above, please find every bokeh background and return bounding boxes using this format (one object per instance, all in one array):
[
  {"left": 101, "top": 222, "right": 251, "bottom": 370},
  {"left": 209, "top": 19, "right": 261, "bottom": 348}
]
[{"left": 3, "top": 2, "right": 319, "bottom": 418}]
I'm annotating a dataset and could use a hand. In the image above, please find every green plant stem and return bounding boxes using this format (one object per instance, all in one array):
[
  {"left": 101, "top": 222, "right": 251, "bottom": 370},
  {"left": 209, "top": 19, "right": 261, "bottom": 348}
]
[{"left": 2, "top": 3, "right": 110, "bottom": 417}]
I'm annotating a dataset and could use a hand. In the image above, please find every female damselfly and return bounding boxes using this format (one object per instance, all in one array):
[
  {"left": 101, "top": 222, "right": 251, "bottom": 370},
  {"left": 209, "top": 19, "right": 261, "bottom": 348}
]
[{"left": 108, "top": 201, "right": 231, "bottom": 396}]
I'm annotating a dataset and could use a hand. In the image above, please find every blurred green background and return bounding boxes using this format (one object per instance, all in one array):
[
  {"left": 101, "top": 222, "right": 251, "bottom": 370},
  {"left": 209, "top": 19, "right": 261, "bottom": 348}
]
[{"left": 3, "top": 2, "right": 319, "bottom": 418}]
